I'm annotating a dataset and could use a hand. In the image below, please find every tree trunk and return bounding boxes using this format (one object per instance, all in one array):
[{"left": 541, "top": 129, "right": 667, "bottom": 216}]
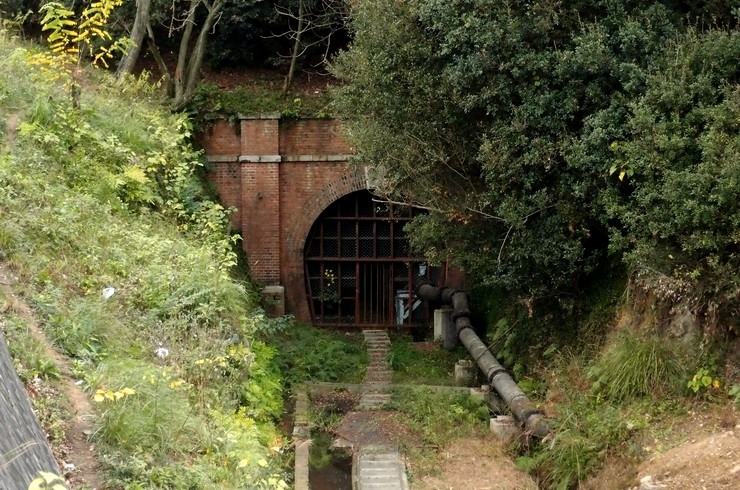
[
  {"left": 116, "top": 0, "right": 152, "bottom": 79},
  {"left": 146, "top": 22, "right": 174, "bottom": 97},
  {"left": 282, "top": 0, "right": 305, "bottom": 97},
  {"left": 173, "top": 0, "right": 199, "bottom": 107},
  {"left": 179, "top": 0, "right": 226, "bottom": 107}
]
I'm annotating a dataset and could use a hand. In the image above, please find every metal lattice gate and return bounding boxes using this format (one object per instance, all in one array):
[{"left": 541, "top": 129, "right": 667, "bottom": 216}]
[{"left": 304, "top": 191, "right": 439, "bottom": 328}]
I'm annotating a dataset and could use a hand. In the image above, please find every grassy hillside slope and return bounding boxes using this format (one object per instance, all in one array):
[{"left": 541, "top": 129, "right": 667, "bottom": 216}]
[{"left": 0, "top": 33, "right": 289, "bottom": 489}]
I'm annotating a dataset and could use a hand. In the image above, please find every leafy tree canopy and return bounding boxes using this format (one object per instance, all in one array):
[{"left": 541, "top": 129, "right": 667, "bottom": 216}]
[{"left": 332, "top": 0, "right": 740, "bottom": 324}]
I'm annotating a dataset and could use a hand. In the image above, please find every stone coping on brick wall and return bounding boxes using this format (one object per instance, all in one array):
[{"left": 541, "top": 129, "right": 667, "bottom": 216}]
[
  {"left": 238, "top": 113, "right": 282, "bottom": 120},
  {"left": 237, "top": 115, "right": 344, "bottom": 122},
  {"left": 238, "top": 155, "right": 282, "bottom": 163},
  {"left": 282, "top": 154, "right": 353, "bottom": 162},
  {"left": 206, "top": 155, "right": 240, "bottom": 163},
  {"left": 206, "top": 154, "right": 354, "bottom": 163}
]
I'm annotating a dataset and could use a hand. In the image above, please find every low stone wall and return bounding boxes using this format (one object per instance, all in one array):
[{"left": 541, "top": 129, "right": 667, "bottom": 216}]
[
  {"left": 0, "top": 328, "right": 61, "bottom": 490},
  {"left": 293, "top": 390, "right": 310, "bottom": 490}
]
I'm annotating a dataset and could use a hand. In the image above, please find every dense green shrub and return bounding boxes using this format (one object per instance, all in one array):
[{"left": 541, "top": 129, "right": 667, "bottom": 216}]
[
  {"left": 333, "top": 0, "right": 681, "bottom": 295},
  {"left": 605, "top": 29, "right": 740, "bottom": 323},
  {"left": 332, "top": 0, "right": 740, "bottom": 333}
]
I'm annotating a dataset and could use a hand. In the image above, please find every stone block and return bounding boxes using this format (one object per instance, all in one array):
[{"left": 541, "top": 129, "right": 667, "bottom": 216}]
[
  {"left": 262, "top": 285, "right": 285, "bottom": 317},
  {"left": 490, "top": 415, "right": 521, "bottom": 442},
  {"left": 454, "top": 359, "right": 476, "bottom": 387}
]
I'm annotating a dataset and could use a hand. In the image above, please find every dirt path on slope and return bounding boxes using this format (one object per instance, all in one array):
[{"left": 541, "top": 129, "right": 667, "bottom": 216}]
[{"left": 1, "top": 264, "right": 104, "bottom": 489}]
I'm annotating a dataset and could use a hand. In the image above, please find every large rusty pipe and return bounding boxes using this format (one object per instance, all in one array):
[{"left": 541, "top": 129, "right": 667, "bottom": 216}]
[{"left": 417, "top": 284, "right": 550, "bottom": 438}]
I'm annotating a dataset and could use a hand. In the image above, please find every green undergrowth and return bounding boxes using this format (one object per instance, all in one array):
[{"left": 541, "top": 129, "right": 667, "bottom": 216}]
[
  {"left": 471, "top": 262, "right": 628, "bottom": 380},
  {"left": 0, "top": 33, "right": 289, "bottom": 488},
  {"left": 514, "top": 329, "right": 703, "bottom": 489},
  {"left": 269, "top": 323, "right": 367, "bottom": 389},
  {"left": 186, "top": 82, "right": 333, "bottom": 130},
  {"left": 388, "top": 333, "right": 470, "bottom": 385},
  {"left": 471, "top": 271, "right": 726, "bottom": 488},
  {"left": 387, "top": 386, "right": 490, "bottom": 479},
  {"left": 0, "top": 308, "right": 61, "bottom": 383}
]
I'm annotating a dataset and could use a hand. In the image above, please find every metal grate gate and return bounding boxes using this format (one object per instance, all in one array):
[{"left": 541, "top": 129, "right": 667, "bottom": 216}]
[{"left": 304, "top": 191, "right": 438, "bottom": 328}]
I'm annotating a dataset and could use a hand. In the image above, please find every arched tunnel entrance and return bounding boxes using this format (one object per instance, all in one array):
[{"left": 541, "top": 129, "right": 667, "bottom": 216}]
[{"left": 304, "top": 191, "right": 439, "bottom": 328}]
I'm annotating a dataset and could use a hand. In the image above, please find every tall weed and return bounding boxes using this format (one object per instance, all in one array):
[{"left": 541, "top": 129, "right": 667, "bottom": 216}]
[{"left": 588, "top": 330, "right": 688, "bottom": 401}]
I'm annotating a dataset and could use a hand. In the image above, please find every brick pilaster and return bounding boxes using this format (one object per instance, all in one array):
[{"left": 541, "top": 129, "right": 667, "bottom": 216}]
[{"left": 240, "top": 117, "right": 281, "bottom": 284}]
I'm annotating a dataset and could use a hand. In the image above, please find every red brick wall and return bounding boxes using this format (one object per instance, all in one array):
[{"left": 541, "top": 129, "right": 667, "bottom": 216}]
[
  {"left": 280, "top": 119, "right": 351, "bottom": 155},
  {"left": 241, "top": 162, "right": 281, "bottom": 283},
  {"left": 200, "top": 120, "right": 241, "bottom": 156},
  {"left": 209, "top": 161, "right": 242, "bottom": 230},
  {"left": 241, "top": 117, "right": 280, "bottom": 155},
  {"left": 201, "top": 120, "right": 242, "bottom": 229},
  {"left": 198, "top": 117, "right": 361, "bottom": 321}
]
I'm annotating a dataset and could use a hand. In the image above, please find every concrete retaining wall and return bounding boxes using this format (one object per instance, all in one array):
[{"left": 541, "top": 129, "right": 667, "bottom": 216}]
[{"left": 0, "top": 328, "right": 61, "bottom": 490}]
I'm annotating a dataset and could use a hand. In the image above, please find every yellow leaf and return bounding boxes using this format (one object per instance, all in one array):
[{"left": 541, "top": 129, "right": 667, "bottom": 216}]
[
  {"left": 123, "top": 164, "right": 149, "bottom": 184},
  {"left": 120, "top": 387, "right": 136, "bottom": 396}
]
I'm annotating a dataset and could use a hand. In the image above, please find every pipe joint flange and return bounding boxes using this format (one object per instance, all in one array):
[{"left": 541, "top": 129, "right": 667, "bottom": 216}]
[
  {"left": 450, "top": 309, "right": 471, "bottom": 323},
  {"left": 518, "top": 407, "right": 546, "bottom": 426},
  {"left": 486, "top": 366, "right": 509, "bottom": 381}
]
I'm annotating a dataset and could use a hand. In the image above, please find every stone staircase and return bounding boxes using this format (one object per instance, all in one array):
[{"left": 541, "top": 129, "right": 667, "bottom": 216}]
[
  {"left": 354, "top": 330, "right": 409, "bottom": 490},
  {"left": 358, "top": 329, "right": 392, "bottom": 410},
  {"left": 355, "top": 445, "right": 409, "bottom": 490}
]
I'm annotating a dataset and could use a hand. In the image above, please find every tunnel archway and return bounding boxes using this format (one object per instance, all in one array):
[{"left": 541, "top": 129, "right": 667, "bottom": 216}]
[{"left": 303, "top": 190, "right": 439, "bottom": 328}]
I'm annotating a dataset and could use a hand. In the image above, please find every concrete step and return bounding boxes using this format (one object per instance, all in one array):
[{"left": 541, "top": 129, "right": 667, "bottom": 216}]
[
  {"left": 365, "top": 369, "right": 392, "bottom": 376},
  {"left": 357, "top": 400, "right": 390, "bottom": 410},
  {"left": 365, "top": 368, "right": 392, "bottom": 374},
  {"left": 357, "top": 445, "right": 408, "bottom": 490}
]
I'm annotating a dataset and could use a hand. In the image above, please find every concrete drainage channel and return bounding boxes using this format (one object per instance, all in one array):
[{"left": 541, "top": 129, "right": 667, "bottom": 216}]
[
  {"left": 293, "top": 328, "right": 409, "bottom": 490},
  {"left": 293, "top": 309, "right": 549, "bottom": 490},
  {"left": 293, "top": 384, "right": 520, "bottom": 489}
]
